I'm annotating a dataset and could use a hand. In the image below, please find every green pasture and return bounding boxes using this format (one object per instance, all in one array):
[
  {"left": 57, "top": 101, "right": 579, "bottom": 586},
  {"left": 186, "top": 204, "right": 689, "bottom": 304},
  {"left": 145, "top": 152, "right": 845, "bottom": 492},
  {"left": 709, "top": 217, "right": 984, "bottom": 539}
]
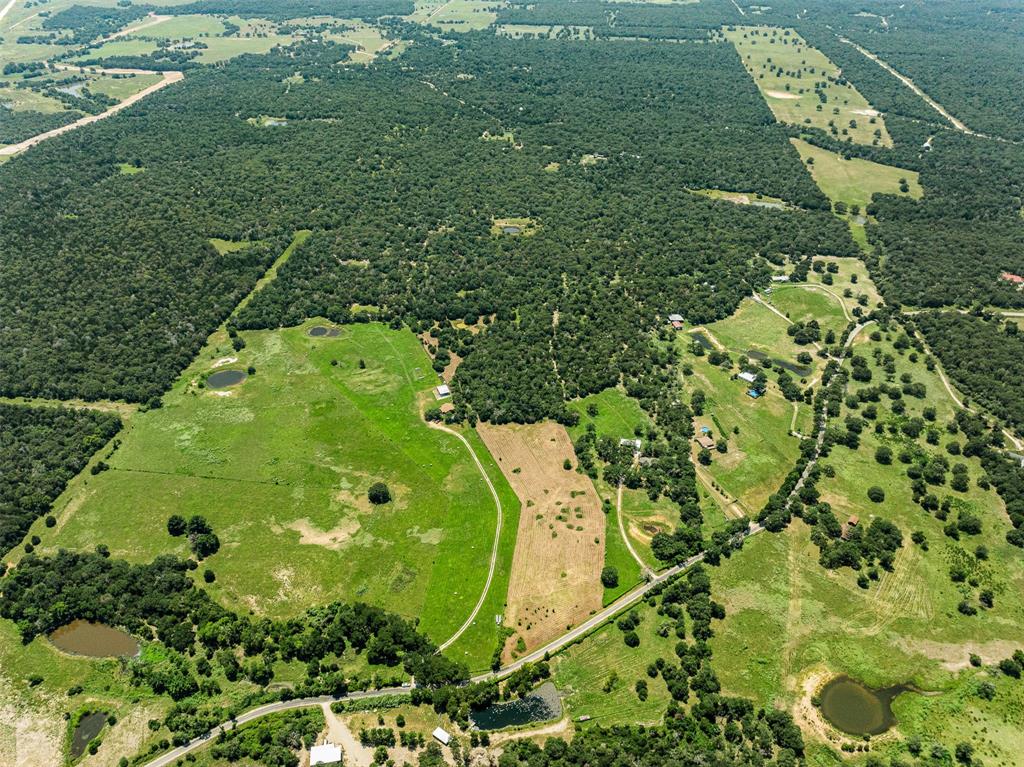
[
  {"left": 0, "top": 84, "right": 67, "bottom": 113},
  {"left": 428, "top": 0, "right": 501, "bottom": 32},
  {"left": 802, "top": 255, "right": 884, "bottom": 313},
  {"left": 689, "top": 188, "right": 791, "bottom": 210},
  {"left": 707, "top": 327, "right": 1024, "bottom": 758},
  {"left": 711, "top": 517, "right": 1024, "bottom": 765},
  {"left": 791, "top": 138, "right": 922, "bottom": 213},
  {"left": 568, "top": 387, "right": 650, "bottom": 443},
  {"left": 436, "top": 425, "right": 521, "bottom": 673},
  {"left": 553, "top": 601, "right": 678, "bottom": 727},
  {"left": 767, "top": 285, "right": 848, "bottom": 340},
  {"left": 683, "top": 353, "right": 803, "bottom": 514},
  {"left": 37, "top": 322, "right": 507, "bottom": 669},
  {"left": 725, "top": 26, "right": 892, "bottom": 148},
  {"left": 88, "top": 72, "right": 163, "bottom": 99},
  {"left": 703, "top": 297, "right": 811, "bottom": 365},
  {"left": 138, "top": 13, "right": 226, "bottom": 39}
]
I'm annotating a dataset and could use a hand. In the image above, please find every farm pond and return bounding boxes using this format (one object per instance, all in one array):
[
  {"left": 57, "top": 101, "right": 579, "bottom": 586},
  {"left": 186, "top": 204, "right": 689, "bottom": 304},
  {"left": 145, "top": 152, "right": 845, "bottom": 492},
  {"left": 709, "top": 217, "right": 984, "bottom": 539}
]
[
  {"left": 71, "top": 712, "right": 107, "bottom": 758},
  {"left": 49, "top": 620, "right": 139, "bottom": 658},
  {"left": 818, "top": 675, "right": 913, "bottom": 735},
  {"left": 471, "top": 682, "right": 562, "bottom": 731},
  {"left": 206, "top": 369, "right": 247, "bottom": 388}
]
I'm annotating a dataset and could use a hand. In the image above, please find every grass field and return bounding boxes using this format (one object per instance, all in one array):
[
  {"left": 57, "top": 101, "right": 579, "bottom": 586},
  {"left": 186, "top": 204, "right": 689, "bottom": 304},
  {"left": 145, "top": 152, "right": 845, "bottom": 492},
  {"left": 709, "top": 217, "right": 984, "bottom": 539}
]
[
  {"left": 726, "top": 26, "right": 892, "bottom": 147},
  {"left": 689, "top": 188, "right": 792, "bottom": 210},
  {"left": 553, "top": 601, "right": 677, "bottom": 727},
  {"left": 567, "top": 387, "right": 650, "bottom": 443},
  {"left": 34, "top": 321, "right": 507, "bottom": 666},
  {"left": 683, "top": 351, "right": 804, "bottom": 515},
  {"left": 427, "top": 0, "right": 502, "bottom": 31},
  {"left": 767, "top": 285, "right": 849, "bottom": 340},
  {"left": 704, "top": 296, "right": 813, "bottom": 364},
  {"left": 87, "top": 72, "right": 163, "bottom": 99}
]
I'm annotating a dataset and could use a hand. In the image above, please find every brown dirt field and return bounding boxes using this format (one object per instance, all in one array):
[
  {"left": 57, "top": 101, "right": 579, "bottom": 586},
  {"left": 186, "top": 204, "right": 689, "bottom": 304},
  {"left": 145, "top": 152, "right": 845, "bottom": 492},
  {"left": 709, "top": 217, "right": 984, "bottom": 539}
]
[{"left": 477, "top": 422, "right": 605, "bottom": 662}]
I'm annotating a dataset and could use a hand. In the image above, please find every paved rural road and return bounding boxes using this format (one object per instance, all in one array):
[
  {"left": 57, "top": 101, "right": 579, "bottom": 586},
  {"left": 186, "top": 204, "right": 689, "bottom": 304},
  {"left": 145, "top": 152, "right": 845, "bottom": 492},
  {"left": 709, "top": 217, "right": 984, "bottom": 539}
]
[
  {"left": 141, "top": 521, "right": 762, "bottom": 767},
  {"left": 429, "top": 422, "right": 504, "bottom": 653},
  {"left": 141, "top": 687, "right": 408, "bottom": 767},
  {"left": 0, "top": 68, "right": 183, "bottom": 157}
]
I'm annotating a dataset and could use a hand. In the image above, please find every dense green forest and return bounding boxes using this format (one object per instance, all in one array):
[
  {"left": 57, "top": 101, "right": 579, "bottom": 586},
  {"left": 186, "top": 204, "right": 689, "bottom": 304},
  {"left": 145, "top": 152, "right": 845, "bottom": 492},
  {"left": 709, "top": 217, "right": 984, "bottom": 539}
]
[
  {"left": 915, "top": 313, "right": 1024, "bottom": 431},
  {"left": 496, "top": 0, "right": 738, "bottom": 39},
  {"left": 1, "top": 32, "right": 854, "bottom": 416},
  {"left": 0, "top": 403, "right": 120, "bottom": 559},
  {"left": 0, "top": 106, "right": 82, "bottom": 143}
]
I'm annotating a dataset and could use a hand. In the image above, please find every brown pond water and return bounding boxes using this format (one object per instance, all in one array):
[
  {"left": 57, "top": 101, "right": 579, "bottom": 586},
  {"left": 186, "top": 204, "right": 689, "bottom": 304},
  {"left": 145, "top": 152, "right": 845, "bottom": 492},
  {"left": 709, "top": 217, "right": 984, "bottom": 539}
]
[
  {"left": 71, "top": 712, "right": 106, "bottom": 758},
  {"left": 49, "top": 620, "right": 139, "bottom": 658},
  {"left": 819, "top": 675, "right": 911, "bottom": 735}
]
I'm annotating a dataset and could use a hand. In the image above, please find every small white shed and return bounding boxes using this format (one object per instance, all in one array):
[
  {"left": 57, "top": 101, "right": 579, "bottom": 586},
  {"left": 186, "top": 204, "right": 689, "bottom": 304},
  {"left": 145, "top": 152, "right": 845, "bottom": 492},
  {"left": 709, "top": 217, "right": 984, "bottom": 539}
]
[
  {"left": 432, "top": 727, "right": 452, "bottom": 746},
  {"left": 310, "top": 743, "right": 342, "bottom": 765}
]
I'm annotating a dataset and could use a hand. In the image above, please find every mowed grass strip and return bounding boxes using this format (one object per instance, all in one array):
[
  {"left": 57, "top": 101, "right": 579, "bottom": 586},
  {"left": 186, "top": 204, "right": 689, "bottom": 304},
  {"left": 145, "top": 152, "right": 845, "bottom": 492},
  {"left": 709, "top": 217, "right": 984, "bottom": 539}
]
[
  {"left": 726, "top": 25, "right": 892, "bottom": 147},
  {"left": 42, "top": 323, "right": 503, "bottom": 655}
]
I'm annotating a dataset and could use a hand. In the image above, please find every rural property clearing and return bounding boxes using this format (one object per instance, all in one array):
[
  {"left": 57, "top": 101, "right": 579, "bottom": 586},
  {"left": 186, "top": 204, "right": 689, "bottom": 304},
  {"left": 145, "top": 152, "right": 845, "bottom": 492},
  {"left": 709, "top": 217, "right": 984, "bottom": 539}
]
[
  {"left": 478, "top": 421, "right": 605, "bottom": 661},
  {"left": 726, "top": 26, "right": 892, "bottom": 147}
]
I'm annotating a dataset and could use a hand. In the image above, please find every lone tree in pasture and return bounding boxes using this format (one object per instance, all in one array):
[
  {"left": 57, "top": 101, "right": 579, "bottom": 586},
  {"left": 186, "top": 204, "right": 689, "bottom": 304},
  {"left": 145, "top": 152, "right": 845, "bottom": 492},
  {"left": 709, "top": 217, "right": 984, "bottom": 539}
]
[
  {"left": 368, "top": 482, "right": 392, "bottom": 505},
  {"left": 601, "top": 566, "right": 619, "bottom": 588}
]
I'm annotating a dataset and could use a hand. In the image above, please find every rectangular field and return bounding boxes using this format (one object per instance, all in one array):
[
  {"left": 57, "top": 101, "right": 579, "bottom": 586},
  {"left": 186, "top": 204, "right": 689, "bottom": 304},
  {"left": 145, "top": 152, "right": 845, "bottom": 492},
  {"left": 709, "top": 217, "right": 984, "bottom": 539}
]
[{"left": 478, "top": 421, "right": 605, "bottom": 660}]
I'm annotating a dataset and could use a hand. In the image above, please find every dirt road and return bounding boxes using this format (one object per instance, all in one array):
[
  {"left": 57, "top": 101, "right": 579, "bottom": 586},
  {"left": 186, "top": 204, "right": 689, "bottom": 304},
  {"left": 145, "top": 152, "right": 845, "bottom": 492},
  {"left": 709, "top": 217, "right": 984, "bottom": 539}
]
[{"left": 0, "top": 69, "right": 183, "bottom": 157}]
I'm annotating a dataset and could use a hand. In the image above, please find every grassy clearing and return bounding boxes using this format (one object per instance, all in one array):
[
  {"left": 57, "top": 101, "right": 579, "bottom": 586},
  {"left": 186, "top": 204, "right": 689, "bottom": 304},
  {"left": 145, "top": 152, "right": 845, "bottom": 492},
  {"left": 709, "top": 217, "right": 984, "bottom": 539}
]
[
  {"left": 704, "top": 296, "right": 809, "bottom": 363},
  {"left": 36, "top": 322, "right": 505, "bottom": 668},
  {"left": 725, "top": 26, "right": 892, "bottom": 148},
  {"left": 801, "top": 255, "right": 884, "bottom": 314},
  {"left": 682, "top": 350, "right": 803, "bottom": 514},
  {"left": 491, "top": 216, "right": 537, "bottom": 236},
  {"left": 496, "top": 24, "right": 592, "bottom": 40},
  {"left": 791, "top": 137, "right": 922, "bottom": 247},
  {"left": 87, "top": 72, "right": 163, "bottom": 99},
  {"left": 689, "top": 188, "right": 792, "bottom": 210},
  {"left": 767, "top": 285, "right": 848, "bottom": 340},
  {"left": 428, "top": 0, "right": 502, "bottom": 32},
  {"left": 137, "top": 13, "right": 226, "bottom": 38},
  {"left": 553, "top": 600, "right": 677, "bottom": 727},
  {"left": 567, "top": 387, "right": 650, "bottom": 443},
  {"left": 0, "top": 84, "right": 68, "bottom": 113}
]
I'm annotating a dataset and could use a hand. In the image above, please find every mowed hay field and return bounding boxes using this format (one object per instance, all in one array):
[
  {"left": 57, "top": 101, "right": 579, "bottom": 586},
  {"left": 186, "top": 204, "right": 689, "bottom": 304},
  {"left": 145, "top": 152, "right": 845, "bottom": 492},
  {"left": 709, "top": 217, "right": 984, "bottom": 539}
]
[
  {"left": 726, "top": 26, "right": 892, "bottom": 147},
  {"left": 478, "top": 422, "right": 605, "bottom": 660},
  {"left": 35, "top": 322, "right": 503, "bottom": 657}
]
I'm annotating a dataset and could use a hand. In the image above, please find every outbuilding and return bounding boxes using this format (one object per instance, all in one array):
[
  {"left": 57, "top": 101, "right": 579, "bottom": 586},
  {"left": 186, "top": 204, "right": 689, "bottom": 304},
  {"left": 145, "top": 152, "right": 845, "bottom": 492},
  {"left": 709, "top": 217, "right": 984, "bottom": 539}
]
[
  {"left": 696, "top": 435, "right": 716, "bottom": 450},
  {"left": 668, "top": 313, "right": 684, "bottom": 323},
  {"left": 433, "top": 727, "right": 452, "bottom": 746},
  {"left": 310, "top": 743, "right": 342, "bottom": 766},
  {"left": 737, "top": 371, "right": 758, "bottom": 384},
  {"left": 435, "top": 384, "right": 451, "bottom": 398}
]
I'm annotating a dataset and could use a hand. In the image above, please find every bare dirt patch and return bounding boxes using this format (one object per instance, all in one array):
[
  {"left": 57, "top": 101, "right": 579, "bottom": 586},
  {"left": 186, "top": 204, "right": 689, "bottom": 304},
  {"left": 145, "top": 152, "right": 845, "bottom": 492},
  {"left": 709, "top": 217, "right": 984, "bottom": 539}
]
[
  {"left": 478, "top": 422, "right": 604, "bottom": 661},
  {"left": 279, "top": 517, "right": 361, "bottom": 549},
  {"left": 765, "top": 89, "right": 800, "bottom": 100},
  {"left": 897, "top": 638, "right": 1023, "bottom": 672}
]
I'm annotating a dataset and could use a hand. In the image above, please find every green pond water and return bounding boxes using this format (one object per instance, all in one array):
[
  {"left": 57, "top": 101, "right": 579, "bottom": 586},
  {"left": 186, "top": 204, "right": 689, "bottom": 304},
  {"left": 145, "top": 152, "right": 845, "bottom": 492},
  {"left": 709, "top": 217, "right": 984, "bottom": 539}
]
[{"left": 819, "top": 675, "right": 911, "bottom": 735}]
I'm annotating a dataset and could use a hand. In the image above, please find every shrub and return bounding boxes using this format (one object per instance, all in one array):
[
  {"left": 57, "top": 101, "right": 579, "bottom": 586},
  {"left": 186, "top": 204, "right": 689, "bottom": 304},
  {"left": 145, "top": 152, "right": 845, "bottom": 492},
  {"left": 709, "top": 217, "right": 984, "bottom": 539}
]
[
  {"left": 600, "top": 566, "right": 619, "bottom": 588},
  {"left": 368, "top": 482, "right": 391, "bottom": 505},
  {"left": 867, "top": 486, "right": 885, "bottom": 503}
]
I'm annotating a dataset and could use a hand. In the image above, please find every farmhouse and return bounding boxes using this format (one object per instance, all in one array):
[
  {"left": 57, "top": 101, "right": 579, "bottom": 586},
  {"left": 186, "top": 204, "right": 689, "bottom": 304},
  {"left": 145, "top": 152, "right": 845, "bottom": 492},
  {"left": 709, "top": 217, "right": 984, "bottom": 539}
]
[
  {"left": 737, "top": 371, "right": 758, "bottom": 384},
  {"left": 1000, "top": 272, "right": 1024, "bottom": 286},
  {"left": 696, "top": 434, "right": 716, "bottom": 450},
  {"left": 668, "top": 313, "right": 684, "bottom": 322},
  {"left": 310, "top": 743, "right": 342, "bottom": 766},
  {"left": 620, "top": 437, "right": 642, "bottom": 453},
  {"left": 671, "top": 320, "right": 684, "bottom": 330},
  {"left": 433, "top": 727, "right": 452, "bottom": 746},
  {"left": 435, "top": 384, "right": 451, "bottom": 398}
]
